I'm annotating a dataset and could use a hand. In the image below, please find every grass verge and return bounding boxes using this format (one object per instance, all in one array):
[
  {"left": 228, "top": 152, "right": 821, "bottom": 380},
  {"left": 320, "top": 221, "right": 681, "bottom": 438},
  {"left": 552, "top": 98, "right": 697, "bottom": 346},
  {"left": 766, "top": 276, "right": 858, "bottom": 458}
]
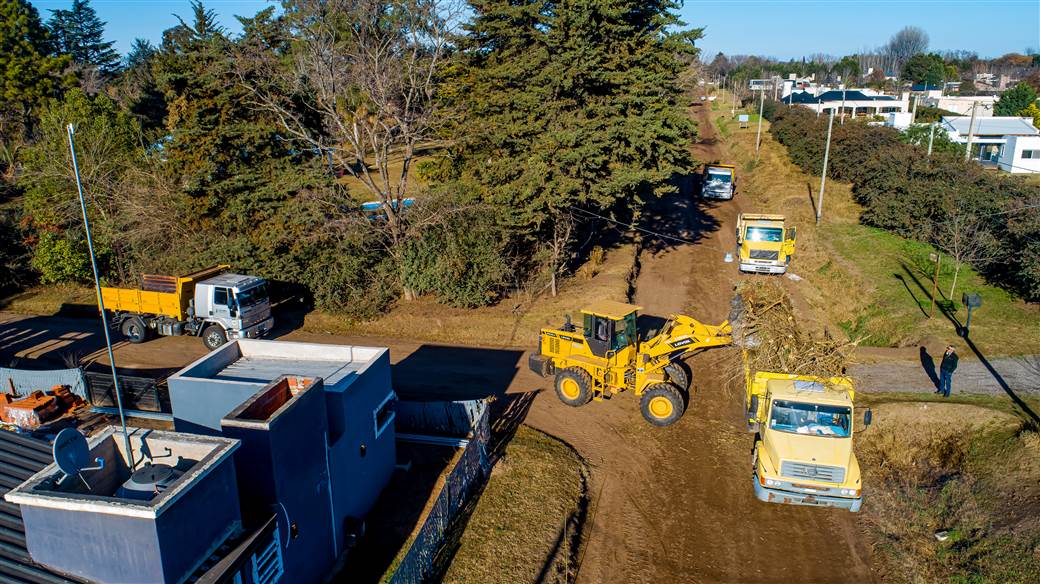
[
  {"left": 718, "top": 95, "right": 1040, "bottom": 355},
  {"left": 858, "top": 401, "right": 1040, "bottom": 583},
  {"left": 440, "top": 426, "right": 589, "bottom": 584}
]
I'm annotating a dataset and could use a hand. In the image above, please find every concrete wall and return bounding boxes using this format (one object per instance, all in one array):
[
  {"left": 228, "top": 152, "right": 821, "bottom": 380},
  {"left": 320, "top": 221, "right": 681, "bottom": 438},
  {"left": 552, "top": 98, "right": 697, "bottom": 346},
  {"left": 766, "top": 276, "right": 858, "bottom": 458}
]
[
  {"left": 324, "top": 349, "right": 396, "bottom": 543},
  {"left": 999, "top": 135, "right": 1040, "bottom": 174},
  {"left": 19, "top": 449, "right": 241, "bottom": 583},
  {"left": 221, "top": 378, "right": 337, "bottom": 584},
  {"left": 168, "top": 342, "right": 256, "bottom": 434}
]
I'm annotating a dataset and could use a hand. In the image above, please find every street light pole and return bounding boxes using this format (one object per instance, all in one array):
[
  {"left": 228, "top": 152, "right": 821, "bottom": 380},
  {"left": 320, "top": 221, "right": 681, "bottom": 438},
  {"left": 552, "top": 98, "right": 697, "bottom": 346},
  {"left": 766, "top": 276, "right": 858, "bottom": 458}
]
[
  {"left": 755, "top": 88, "right": 765, "bottom": 158},
  {"left": 66, "top": 124, "right": 135, "bottom": 470},
  {"left": 816, "top": 108, "right": 835, "bottom": 225}
]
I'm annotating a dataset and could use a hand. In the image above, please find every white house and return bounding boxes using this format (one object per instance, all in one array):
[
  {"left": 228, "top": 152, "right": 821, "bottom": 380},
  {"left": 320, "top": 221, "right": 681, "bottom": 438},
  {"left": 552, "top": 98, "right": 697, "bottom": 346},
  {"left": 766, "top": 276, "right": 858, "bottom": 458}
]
[
  {"left": 782, "top": 88, "right": 909, "bottom": 118},
  {"left": 922, "top": 95, "right": 997, "bottom": 117},
  {"left": 940, "top": 116, "right": 1040, "bottom": 174}
]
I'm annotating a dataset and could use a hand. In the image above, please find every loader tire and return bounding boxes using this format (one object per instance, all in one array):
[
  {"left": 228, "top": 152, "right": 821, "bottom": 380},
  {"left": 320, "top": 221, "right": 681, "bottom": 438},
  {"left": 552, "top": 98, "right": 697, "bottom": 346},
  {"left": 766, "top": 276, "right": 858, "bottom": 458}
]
[
  {"left": 640, "top": 383, "right": 685, "bottom": 427},
  {"left": 202, "top": 325, "right": 227, "bottom": 350},
  {"left": 120, "top": 316, "right": 149, "bottom": 344},
  {"left": 664, "top": 361, "right": 691, "bottom": 390},
  {"left": 554, "top": 368, "right": 593, "bottom": 407}
]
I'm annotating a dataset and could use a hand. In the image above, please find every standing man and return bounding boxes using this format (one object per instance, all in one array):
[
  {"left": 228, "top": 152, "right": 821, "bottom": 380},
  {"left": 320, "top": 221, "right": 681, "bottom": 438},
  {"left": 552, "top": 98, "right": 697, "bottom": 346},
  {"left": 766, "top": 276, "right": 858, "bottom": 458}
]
[{"left": 937, "top": 345, "right": 959, "bottom": 397}]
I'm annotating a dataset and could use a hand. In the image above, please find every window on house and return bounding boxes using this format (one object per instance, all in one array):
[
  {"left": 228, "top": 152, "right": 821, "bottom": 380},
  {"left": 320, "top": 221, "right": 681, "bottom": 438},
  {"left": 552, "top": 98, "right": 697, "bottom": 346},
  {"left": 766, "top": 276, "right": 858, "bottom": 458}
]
[
  {"left": 373, "top": 392, "right": 396, "bottom": 438},
  {"left": 1022, "top": 150, "right": 1038, "bottom": 159}
]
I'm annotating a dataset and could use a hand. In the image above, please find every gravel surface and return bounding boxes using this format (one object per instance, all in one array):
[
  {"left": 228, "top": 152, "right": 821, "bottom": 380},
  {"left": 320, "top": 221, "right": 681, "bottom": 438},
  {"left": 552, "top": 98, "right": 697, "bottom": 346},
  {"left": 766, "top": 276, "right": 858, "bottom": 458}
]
[{"left": 851, "top": 352, "right": 1039, "bottom": 395}]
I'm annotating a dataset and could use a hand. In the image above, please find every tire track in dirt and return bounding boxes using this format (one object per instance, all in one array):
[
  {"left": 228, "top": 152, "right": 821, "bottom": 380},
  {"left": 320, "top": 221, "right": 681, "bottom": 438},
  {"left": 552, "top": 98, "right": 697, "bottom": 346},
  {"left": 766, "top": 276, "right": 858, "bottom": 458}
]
[{"left": 526, "top": 102, "right": 875, "bottom": 583}]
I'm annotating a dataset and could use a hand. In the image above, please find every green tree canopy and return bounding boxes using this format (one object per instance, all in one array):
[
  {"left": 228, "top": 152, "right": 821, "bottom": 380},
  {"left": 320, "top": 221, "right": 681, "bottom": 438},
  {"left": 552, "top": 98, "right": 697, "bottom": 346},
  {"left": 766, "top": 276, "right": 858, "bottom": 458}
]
[
  {"left": 0, "top": 0, "right": 69, "bottom": 131},
  {"left": 902, "top": 53, "right": 945, "bottom": 86},
  {"left": 995, "top": 82, "right": 1038, "bottom": 116},
  {"left": 46, "top": 0, "right": 120, "bottom": 76}
]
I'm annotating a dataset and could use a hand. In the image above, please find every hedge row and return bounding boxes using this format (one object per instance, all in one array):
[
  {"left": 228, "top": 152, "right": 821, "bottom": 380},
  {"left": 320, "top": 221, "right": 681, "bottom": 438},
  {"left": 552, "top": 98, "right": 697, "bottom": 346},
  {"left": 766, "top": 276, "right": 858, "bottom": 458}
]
[{"left": 767, "top": 105, "right": 1040, "bottom": 300}]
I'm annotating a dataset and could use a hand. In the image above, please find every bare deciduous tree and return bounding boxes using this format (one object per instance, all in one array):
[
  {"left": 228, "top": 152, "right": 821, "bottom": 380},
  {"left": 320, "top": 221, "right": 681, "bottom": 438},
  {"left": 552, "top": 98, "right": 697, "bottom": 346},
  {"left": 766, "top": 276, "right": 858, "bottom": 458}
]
[
  {"left": 235, "top": 0, "right": 461, "bottom": 299},
  {"left": 885, "top": 26, "right": 929, "bottom": 72},
  {"left": 932, "top": 209, "right": 1000, "bottom": 301}
]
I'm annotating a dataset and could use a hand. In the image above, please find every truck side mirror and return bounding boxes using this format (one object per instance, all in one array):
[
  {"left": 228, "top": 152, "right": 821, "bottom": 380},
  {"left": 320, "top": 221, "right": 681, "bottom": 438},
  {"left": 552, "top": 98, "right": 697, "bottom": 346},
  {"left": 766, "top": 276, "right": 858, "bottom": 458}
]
[
  {"left": 862, "top": 408, "right": 872, "bottom": 429},
  {"left": 786, "top": 227, "right": 797, "bottom": 241},
  {"left": 749, "top": 395, "right": 759, "bottom": 416}
]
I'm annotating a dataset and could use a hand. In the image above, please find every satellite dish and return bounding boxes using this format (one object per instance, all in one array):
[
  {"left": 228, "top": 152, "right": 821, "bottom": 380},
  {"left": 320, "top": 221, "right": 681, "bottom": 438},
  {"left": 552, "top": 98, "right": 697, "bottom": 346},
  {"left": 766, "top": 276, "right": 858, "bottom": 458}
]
[{"left": 53, "top": 428, "right": 90, "bottom": 476}]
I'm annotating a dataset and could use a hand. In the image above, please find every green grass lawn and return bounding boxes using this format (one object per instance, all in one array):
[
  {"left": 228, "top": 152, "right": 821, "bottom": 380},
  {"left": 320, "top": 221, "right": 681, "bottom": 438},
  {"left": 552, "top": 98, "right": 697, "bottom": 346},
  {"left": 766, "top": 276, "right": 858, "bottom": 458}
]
[{"left": 822, "top": 223, "right": 1040, "bottom": 355}]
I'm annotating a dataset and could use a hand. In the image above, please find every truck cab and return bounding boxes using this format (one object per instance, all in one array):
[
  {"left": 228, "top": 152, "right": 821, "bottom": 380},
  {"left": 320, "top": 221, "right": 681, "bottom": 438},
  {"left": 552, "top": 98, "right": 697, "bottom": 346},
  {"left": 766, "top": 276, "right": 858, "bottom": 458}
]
[
  {"left": 736, "top": 213, "right": 796, "bottom": 274},
  {"left": 746, "top": 372, "right": 870, "bottom": 512},
  {"left": 192, "top": 274, "right": 274, "bottom": 346},
  {"left": 701, "top": 164, "right": 736, "bottom": 200}
]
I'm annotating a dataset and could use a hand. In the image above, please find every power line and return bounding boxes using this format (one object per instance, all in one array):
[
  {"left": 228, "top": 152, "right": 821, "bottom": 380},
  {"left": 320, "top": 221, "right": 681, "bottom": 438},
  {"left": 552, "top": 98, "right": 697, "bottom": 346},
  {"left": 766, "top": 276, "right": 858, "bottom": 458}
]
[{"left": 568, "top": 206, "right": 705, "bottom": 246}]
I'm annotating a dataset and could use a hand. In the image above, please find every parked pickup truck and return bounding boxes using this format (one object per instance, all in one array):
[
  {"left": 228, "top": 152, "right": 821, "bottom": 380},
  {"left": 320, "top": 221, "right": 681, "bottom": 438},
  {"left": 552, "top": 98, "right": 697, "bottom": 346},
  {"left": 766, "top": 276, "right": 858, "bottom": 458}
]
[
  {"left": 745, "top": 367, "right": 872, "bottom": 512},
  {"left": 100, "top": 265, "right": 273, "bottom": 349},
  {"left": 736, "top": 213, "right": 796, "bottom": 274},
  {"left": 701, "top": 163, "right": 736, "bottom": 200}
]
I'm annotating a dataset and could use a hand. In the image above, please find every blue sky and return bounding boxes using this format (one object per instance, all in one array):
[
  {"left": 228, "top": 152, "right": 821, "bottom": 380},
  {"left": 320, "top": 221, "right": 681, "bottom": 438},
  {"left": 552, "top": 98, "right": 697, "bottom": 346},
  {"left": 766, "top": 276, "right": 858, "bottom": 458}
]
[
  {"left": 681, "top": 0, "right": 1040, "bottom": 59},
  {"left": 29, "top": 0, "right": 1040, "bottom": 60}
]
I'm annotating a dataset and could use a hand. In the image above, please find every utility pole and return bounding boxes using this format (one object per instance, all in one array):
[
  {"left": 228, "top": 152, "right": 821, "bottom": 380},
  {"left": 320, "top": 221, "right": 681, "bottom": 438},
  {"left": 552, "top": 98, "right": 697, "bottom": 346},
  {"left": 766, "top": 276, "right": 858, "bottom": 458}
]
[
  {"left": 911, "top": 94, "right": 918, "bottom": 123},
  {"left": 67, "top": 124, "right": 135, "bottom": 470},
  {"left": 816, "top": 108, "right": 835, "bottom": 225},
  {"left": 964, "top": 100, "right": 978, "bottom": 162},
  {"left": 755, "top": 88, "right": 765, "bottom": 158},
  {"left": 927, "top": 121, "right": 936, "bottom": 156},
  {"left": 839, "top": 82, "right": 847, "bottom": 125}
]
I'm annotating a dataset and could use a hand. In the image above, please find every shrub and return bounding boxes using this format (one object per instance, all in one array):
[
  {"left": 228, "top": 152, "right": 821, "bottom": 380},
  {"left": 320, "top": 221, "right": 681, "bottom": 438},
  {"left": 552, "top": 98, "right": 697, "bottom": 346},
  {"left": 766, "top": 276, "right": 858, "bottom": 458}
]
[{"left": 768, "top": 104, "right": 1040, "bottom": 300}]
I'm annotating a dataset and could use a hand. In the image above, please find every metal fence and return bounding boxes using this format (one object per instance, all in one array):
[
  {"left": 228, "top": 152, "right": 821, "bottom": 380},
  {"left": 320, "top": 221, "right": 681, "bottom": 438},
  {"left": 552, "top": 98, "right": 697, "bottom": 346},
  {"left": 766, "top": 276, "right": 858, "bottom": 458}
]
[
  {"left": 0, "top": 367, "right": 87, "bottom": 400},
  {"left": 84, "top": 372, "right": 170, "bottom": 413},
  {"left": 388, "top": 402, "right": 492, "bottom": 584}
]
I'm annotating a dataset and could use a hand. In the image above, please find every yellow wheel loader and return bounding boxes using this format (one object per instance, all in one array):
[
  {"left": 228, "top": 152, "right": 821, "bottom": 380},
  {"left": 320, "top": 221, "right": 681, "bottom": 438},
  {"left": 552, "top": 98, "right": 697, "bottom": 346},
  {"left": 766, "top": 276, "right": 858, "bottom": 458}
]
[{"left": 528, "top": 300, "right": 732, "bottom": 426}]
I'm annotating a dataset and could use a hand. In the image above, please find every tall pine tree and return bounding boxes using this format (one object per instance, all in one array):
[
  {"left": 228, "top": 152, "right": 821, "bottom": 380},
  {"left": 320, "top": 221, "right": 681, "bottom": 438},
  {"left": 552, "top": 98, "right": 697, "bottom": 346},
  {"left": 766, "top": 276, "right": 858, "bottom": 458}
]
[
  {"left": 47, "top": 0, "right": 120, "bottom": 76},
  {"left": 451, "top": 0, "right": 700, "bottom": 291}
]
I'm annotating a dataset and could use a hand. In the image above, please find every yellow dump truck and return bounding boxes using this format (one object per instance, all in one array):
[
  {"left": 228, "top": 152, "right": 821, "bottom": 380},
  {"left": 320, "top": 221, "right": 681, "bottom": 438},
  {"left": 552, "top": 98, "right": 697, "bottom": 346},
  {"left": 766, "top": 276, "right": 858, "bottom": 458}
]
[
  {"left": 744, "top": 365, "right": 872, "bottom": 512},
  {"left": 735, "top": 214, "right": 796, "bottom": 274},
  {"left": 100, "top": 265, "right": 273, "bottom": 349}
]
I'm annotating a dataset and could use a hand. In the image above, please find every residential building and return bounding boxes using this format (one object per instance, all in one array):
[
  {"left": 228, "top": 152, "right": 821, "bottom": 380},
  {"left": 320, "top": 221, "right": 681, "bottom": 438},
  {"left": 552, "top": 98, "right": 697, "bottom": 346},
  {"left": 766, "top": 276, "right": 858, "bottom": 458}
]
[
  {"left": 940, "top": 116, "right": 1040, "bottom": 173},
  {"left": 922, "top": 95, "right": 997, "bottom": 117},
  {"left": 782, "top": 88, "right": 909, "bottom": 118}
]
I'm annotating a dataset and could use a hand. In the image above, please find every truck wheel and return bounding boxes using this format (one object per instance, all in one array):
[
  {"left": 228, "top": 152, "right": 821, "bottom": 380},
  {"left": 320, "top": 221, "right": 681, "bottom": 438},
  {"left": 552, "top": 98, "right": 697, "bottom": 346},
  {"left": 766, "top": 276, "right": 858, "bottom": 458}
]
[
  {"left": 120, "top": 317, "right": 149, "bottom": 344},
  {"left": 202, "top": 325, "right": 227, "bottom": 350},
  {"left": 640, "top": 383, "right": 685, "bottom": 427},
  {"left": 554, "top": 368, "right": 593, "bottom": 407},
  {"left": 664, "top": 361, "right": 691, "bottom": 390}
]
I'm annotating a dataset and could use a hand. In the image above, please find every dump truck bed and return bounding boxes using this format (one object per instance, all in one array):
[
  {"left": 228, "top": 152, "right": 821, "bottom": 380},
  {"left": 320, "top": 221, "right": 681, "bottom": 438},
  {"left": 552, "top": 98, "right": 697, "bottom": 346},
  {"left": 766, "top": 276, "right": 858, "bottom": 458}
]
[{"left": 100, "top": 265, "right": 229, "bottom": 321}]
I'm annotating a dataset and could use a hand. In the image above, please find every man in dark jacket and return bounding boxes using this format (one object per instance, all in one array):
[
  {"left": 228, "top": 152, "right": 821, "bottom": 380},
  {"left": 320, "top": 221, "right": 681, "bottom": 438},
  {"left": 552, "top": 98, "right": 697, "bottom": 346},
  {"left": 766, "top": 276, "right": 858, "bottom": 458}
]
[{"left": 937, "top": 345, "right": 958, "bottom": 397}]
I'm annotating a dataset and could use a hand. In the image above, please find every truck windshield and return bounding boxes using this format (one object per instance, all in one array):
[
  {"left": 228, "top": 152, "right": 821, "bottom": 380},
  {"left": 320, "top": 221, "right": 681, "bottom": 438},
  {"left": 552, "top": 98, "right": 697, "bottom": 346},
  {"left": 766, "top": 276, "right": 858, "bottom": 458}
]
[
  {"left": 745, "top": 227, "right": 783, "bottom": 242},
  {"left": 707, "top": 172, "right": 732, "bottom": 183},
  {"left": 235, "top": 283, "right": 268, "bottom": 308},
  {"left": 769, "top": 401, "right": 851, "bottom": 437}
]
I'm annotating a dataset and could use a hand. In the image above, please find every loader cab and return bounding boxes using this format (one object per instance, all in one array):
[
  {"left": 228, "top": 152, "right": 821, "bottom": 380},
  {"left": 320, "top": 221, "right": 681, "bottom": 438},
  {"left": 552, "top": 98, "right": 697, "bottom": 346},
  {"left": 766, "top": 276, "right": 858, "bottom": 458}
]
[{"left": 579, "top": 301, "right": 640, "bottom": 360}]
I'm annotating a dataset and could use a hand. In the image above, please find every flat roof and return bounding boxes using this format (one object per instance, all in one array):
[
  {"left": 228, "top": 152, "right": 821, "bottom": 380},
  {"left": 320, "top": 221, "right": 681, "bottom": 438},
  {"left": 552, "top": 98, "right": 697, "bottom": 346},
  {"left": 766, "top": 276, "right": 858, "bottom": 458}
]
[
  {"left": 170, "top": 339, "right": 387, "bottom": 392},
  {"left": 201, "top": 273, "right": 265, "bottom": 288}
]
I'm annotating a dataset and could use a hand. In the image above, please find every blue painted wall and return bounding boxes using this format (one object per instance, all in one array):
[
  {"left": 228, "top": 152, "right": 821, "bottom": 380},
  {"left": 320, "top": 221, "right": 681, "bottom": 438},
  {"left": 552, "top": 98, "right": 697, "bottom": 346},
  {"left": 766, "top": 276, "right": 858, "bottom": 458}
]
[{"left": 221, "top": 379, "right": 337, "bottom": 584}]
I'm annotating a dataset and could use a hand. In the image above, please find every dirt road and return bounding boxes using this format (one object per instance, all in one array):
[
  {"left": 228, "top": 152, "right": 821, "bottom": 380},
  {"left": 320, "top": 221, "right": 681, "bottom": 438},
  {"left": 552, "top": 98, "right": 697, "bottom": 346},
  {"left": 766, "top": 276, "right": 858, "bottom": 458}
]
[{"left": 0, "top": 104, "right": 874, "bottom": 583}]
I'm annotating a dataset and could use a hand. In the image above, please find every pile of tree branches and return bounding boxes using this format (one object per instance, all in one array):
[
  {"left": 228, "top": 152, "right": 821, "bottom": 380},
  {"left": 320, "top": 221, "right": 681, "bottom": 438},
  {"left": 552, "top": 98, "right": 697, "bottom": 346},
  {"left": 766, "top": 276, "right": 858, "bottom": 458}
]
[{"left": 732, "top": 280, "right": 858, "bottom": 378}]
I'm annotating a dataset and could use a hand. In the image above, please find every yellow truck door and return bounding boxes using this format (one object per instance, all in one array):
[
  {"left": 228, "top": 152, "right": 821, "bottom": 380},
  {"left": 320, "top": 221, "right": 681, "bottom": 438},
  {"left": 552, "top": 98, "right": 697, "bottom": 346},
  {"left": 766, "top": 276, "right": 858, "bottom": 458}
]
[{"left": 783, "top": 227, "right": 797, "bottom": 262}]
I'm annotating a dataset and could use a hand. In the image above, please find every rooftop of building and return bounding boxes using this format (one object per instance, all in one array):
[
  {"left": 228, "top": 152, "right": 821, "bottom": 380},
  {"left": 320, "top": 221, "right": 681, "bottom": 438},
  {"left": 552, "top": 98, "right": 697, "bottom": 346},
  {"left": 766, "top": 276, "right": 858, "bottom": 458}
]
[
  {"left": 942, "top": 116, "right": 1040, "bottom": 137},
  {"left": 783, "top": 90, "right": 898, "bottom": 104}
]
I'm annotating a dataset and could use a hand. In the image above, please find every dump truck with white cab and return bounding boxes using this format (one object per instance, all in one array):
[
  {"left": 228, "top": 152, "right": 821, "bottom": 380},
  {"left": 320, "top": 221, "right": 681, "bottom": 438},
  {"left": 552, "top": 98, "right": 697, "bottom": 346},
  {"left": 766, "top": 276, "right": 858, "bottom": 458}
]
[
  {"left": 736, "top": 213, "right": 797, "bottom": 274},
  {"left": 100, "top": 265, "right": 273, "bottom": 349},
  {"left": 745, "top": 366, "right": 871, "bottom": 512},
  {"left": 701, "top": 163, "right": 736, "bottom": 200}
]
